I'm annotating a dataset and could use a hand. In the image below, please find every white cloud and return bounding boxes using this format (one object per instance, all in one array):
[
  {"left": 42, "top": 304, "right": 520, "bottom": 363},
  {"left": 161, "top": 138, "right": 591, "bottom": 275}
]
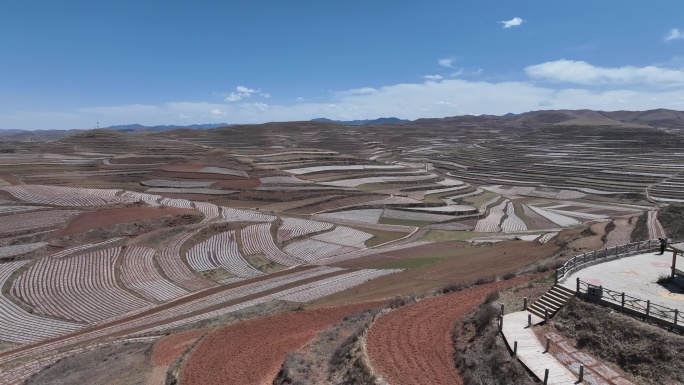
[
  {"left": 253, "top": 103, "right": 269, "bottom": 112},
  {"left": 210, "top": 108, "right": 225, "bottom": 116},
  {"left": 224, "top": 93, "right": 245, "bottom": 102},
  {"left": 339, "top": 87, "right": 378, "bottom": 96},
  {"left": 665, "top": 28, "right": 684, "bottom": 42},
  {"left": 236, "top": 86, "right": 257, "bottom": 93},
  {"left": 438, "top": 58, "right": 455, "bottom": 68},
  {"left": 501, "top": 17, "right": 523, "bottom": 29},
  {"left": 525, "top": 59, "right": 684, "bottom": 86},
  {"left": 223, "top": 85, "right": 269, "bottom": 102},
  {"left": 424, "top": 74, "right": 443, "bottom": 80}
]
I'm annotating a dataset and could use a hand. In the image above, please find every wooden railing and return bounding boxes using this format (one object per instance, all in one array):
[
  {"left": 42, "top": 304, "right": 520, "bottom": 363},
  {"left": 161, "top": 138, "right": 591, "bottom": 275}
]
[
  {"left": 555, "top": 239, "right": 661, "bottom": 283},
  {"left": 575, "top": 278, "right": 682, "bottom": 331}
]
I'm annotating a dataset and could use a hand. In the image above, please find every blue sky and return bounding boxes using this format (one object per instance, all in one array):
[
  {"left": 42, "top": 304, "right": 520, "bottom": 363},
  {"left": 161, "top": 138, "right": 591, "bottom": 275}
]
[{"left": 2, "top": 1, "right": 684, "bottom": 130}]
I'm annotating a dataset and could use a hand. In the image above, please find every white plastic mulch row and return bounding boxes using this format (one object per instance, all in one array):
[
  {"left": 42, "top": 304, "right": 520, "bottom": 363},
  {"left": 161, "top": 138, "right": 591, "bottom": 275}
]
[
  {"left": 193, "top": 202, "right": 220, "bottom": 223},
  {"left": 198, "top": 166, "right": 249, "bottom": 177},
  {"left": 157, "top": 229, "right": 216, "bottom": 292},
  {"left": 241, "top": 223, "right": 303, "bottom": 266},
  {"left": 277, "top": 217, "right": 334, "bottom": 242},
  {"left": 315, "top": 241, "right": 432, "bottom": 265},
  {"left": 120, "top": 191, "right": 162, "bottom": 206},
  {"left": 474, "top": 200, "right": 508, "bottom": 232},
  {"left": 0, "top": 242, "right": 47, "bottom": 260},
  {"left": 312, "top": 226, "right": 373, "bottom": 248},
  {"left": 0, "top": 210, "right": 81, "bottom": 235},
  {"left": 0, "top": 261, "right": 82, "bottom": 344},
  {"left": 159, "top": 198, "right": 195, "bottom": 209},
  {"left": 315, "top": 209, "right": 383, "bottom": 225},
  {"left": 537, "top": 232, "right": 558, "bottom": 244},
  {"left": 129, "top": 267, "right": 346, "bottom": 335},
  {"left": 500, "top": 202, "right": 527, "bottom": 232},
  {"left": 3, "top": 185, "right": 135, "bottom": 207},
  {"left": 220, "top": 207, "right": 276, "bottom": 222},
  {"left": 284, "top": 164, "right": 405, "bottom": 175},
  {"left": 321, "top": 174, "right": 434, "bottom": 187},
  {"left": 544, "top": 208, "right": 606, "bottom": 221},
  {"left": 259, "top": 176, "right": 313, "bottom": 184},
  {"left": 275, "top": 269, "right": 402, "bottom": 303},
  {"left": 12, "top": 248, "right": 152, "bottom": 324},
  {"left": 284, "top": 240, "right": 359, "bottom": 263},
  {"left": 50, "top": 237, "right": 124, "bottom": 259},
  {"left": 527, "top": 206, "right": 581, "bottom": 227},
  {"left": 147, "top": 188, "right": 232, "bottom": 195},
  {"left": 186, "top": 231, "right": 263, "bottom": 278},
  {"left": 119, "top": 246, "right": 188, "bottom": 303}
]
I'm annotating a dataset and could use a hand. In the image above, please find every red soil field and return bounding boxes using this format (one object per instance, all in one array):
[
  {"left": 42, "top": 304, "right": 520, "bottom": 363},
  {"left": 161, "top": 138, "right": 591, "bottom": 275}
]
[
  {"left": 55, "top": 207, "right": 197, "bottom": 237},
  {"left": 366, "top": 275, "right": 537, "bottom": 385},
  {"left": 152, "top": 329, "right": 208, "bottom": 366},
  {"left": 180, "top": 301, "right": 385, "bottom": 385},
  {"left": 211, "top": 178, "right": 261, "bottom": 189}
]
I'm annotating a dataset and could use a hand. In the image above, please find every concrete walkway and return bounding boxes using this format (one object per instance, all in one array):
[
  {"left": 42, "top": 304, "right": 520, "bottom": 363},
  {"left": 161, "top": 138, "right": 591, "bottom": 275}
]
[
  {"left": 560, "top": 251, "right": 684, "bottom": 312},
  {"left": 502, "top": 311, "right": 579, "bottom": 385}
]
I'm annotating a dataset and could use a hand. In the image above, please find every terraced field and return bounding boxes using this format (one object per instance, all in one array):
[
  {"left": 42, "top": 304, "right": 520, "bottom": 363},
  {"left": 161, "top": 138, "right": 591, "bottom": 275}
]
[{"left": 0, "top": 120, "right": 676, "bottom": 384}]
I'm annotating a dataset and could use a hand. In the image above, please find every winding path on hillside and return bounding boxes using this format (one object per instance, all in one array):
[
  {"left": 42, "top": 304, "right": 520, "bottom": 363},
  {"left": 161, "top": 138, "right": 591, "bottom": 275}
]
[{"left": 366, "top": 275, "right": 535, "bottom": 385}]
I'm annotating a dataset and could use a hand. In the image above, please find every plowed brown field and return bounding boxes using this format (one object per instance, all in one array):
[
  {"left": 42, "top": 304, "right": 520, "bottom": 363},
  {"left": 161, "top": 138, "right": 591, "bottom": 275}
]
[
  {"left": 366, "top": 275, "right": 536, "bottom": 385},
  {"left": 180, "top": 301, "right": 384, "bottom": 385},
  {"left": 211, "top": 178, "right": 261, "bottom": 189},
  {"left": 55, "top": 206, "right": 197, "bottom": 237},
  {"left": 152, "top": 329, "right": 207, "bottom": 366}
]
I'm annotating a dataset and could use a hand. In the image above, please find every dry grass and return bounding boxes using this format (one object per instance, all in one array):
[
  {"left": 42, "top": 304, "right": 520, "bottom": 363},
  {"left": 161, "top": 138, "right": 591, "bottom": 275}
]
[{"left": 552, "top": 298, "right": 684, "bottom": 384}]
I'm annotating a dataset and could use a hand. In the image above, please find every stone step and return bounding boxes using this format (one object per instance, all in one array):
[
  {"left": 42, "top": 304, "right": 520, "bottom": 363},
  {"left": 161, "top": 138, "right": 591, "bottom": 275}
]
[
  {"left": 535, "top": 299, "right": 561, "bottom": 314},
  {"left": 540, "top": 293, "right": 565, "bottom": 308},
  {"left": 551, "top": 284, "right": 575, "bottom": 297}
]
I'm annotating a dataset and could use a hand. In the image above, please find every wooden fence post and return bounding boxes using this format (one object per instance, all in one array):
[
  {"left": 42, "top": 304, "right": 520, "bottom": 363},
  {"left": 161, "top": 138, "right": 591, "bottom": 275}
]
[
  {"left": 528, "top": 313, "right": 531, "bottom": 328},
  {"left": 523, "top": 297, "right": 528, "bottom": 311},
  {"left": 545, "top": 336, "right": 550, "bottom": 353},
  {"left": 544, "top": 307, "right": 549, "bottom": 323},
  {"left": 579, "top": 364, "right": 584, "bottom": 381},
  {"left": 543, "top": 369, "right": 549, "bottom": 385},
  {"left": 576, "top": 277, "right": 580, "bottom": 294},
  {"left": 646, "top": 300, "right": 651, "bottom": 317},
  {"left": 675, "top": 309, "right": 679, "bottom": 326},
  {"left": 621, "top": 292, "right": 625, "bottom": 308},
  {"left": 513, "top": 341, "right": 517, "bottom": 357}
]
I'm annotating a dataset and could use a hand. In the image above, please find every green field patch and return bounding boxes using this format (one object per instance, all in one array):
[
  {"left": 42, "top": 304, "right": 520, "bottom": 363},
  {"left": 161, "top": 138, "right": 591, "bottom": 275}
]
[
  {"left": 197, "top": 268, "right": 236, "bottom": 282},
  {"left": 373, "top": 257, "right": 444, "bottom": 269},
  {"left": 245, "top": 253, "right": 287, "bottom": 274},
  {"left": 359, "top": 228, "right": 408, "bottom": 247},
  {"left": 463, "top": 190, "right": 499, "bottom": 207},
  {"left": 378, "top": 217, "right": 433, "bottom": 227}
]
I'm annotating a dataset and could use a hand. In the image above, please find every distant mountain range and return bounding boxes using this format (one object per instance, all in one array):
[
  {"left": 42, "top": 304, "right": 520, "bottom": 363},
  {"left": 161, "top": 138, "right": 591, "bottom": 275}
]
[
  {"left": 1, "top": 109, "right": 684, "bottom": 142},
  {"left": 310, "top": 117, "right": 411, "bottom": 125},
  {"left": 105, "top": 123, "right": 232, "bottom": 132}
]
